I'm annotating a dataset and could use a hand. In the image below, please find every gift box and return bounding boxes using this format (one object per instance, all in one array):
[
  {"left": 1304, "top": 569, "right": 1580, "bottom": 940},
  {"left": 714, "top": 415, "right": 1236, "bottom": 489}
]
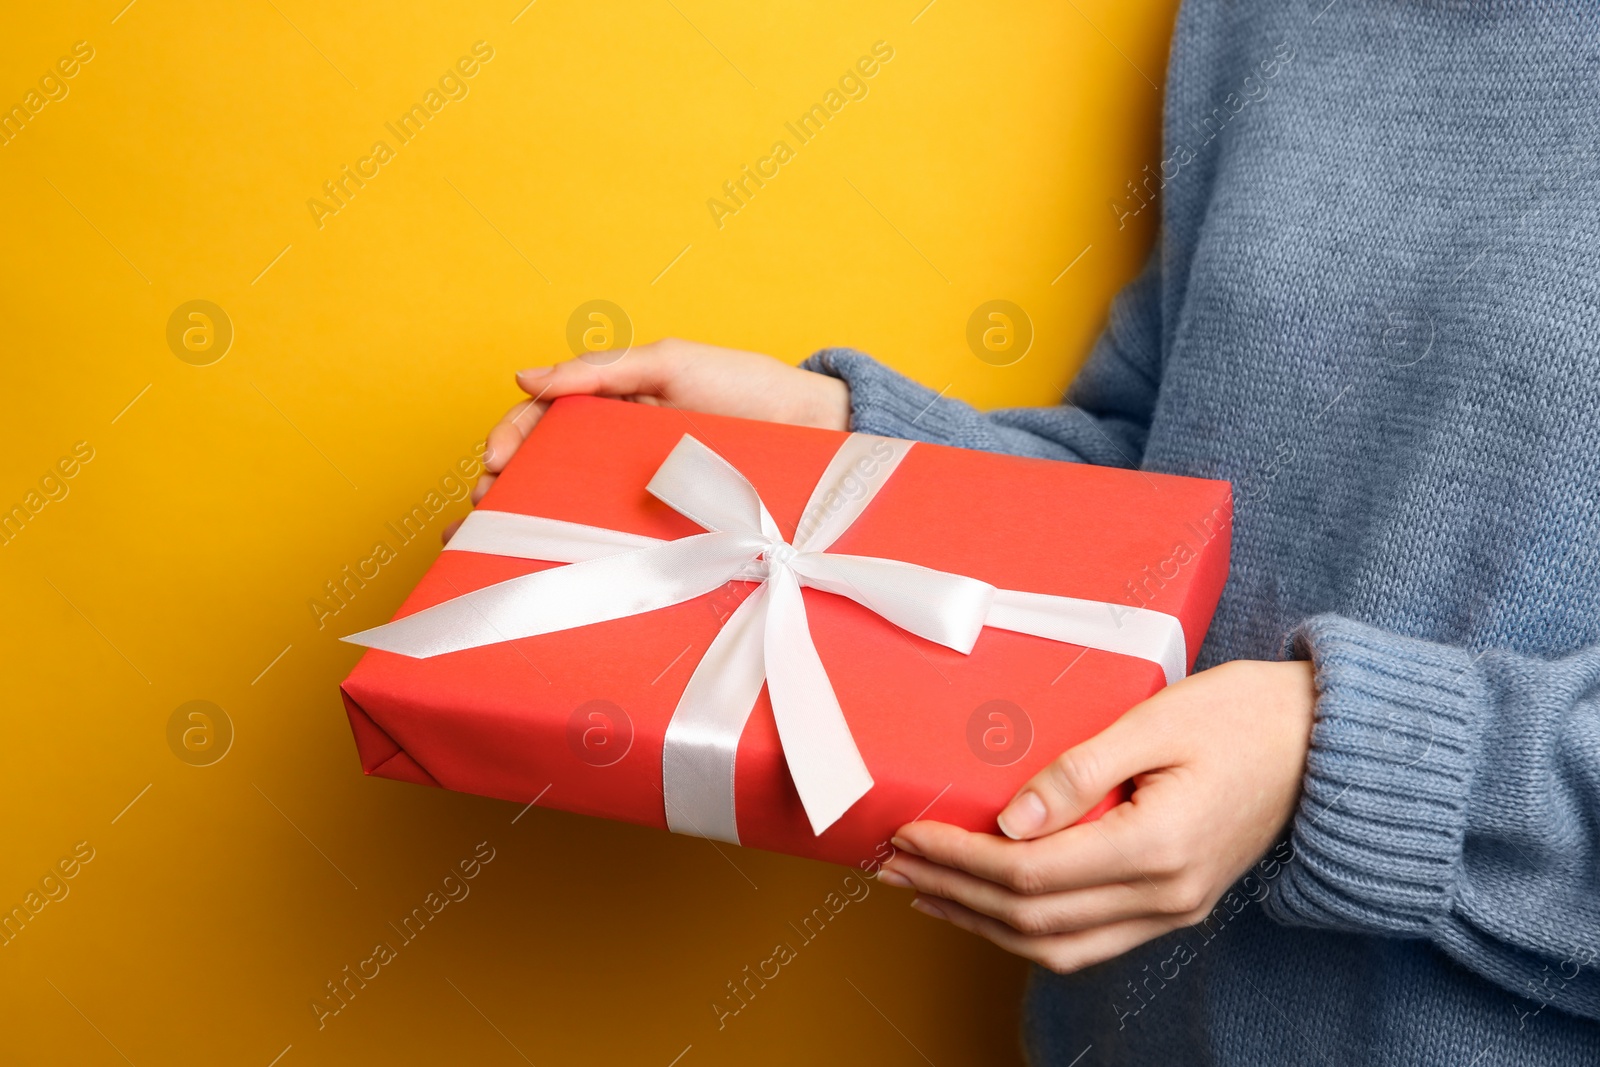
[{"left": 339, "top": 395, "right": 1231, "bottom": 868}]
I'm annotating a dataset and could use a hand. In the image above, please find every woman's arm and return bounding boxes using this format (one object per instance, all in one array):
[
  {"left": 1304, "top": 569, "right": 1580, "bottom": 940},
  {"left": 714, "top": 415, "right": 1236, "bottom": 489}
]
[
  {"left": 804, "top": 248, "right": 1165, "bottom": 467},
  {"left": 460, "top": 249, "right": 1165, "bottom": 527},
  {"left": 453, "top": 337, "right": 854, "bottom": 538},
  {"left": 1269, "top": 616, "right": 1600, "bottom": 1022},
  {"left": 879, "top": 622, "right": 1600, "bottom": 1024}
]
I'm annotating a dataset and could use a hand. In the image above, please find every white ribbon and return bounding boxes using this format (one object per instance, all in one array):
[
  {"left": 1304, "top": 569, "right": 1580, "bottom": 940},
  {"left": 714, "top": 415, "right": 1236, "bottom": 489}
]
[{"left": 344, "top": 433, "right": 1187, "bottom": 842}]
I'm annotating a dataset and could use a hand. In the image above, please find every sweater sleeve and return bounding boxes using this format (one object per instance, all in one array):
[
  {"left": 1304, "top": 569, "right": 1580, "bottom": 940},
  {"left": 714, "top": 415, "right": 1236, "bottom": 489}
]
[
  {"left": 1268, "top": 614, "right": 1600, "bottom": 1022},
  {"left": 800, "top": 248, "right": 1165, "bottom": 468}
]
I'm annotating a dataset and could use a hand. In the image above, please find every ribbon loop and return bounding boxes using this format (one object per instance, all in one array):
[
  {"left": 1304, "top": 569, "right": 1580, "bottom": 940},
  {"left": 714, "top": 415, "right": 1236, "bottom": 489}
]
[
  {"left": 647, "top": 435, "right": 781, "bottom": 543},
  {"left": 789, "top": 552, "right": 994, "bottom": 654},
  {"left": 343, "top": 531, "right": 758, "bottom": 659}
]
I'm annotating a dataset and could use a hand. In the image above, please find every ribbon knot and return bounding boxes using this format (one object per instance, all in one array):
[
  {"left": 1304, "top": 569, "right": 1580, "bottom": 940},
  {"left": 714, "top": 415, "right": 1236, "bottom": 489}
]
[{"left": 345, "top": 432, "right": 1189, "bottom": 844}]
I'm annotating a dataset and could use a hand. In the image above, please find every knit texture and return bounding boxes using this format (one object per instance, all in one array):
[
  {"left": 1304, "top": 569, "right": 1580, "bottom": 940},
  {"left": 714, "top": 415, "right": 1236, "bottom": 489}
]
[{"left": 803, "top": 1, "right": 1600, "bottom": 1062}]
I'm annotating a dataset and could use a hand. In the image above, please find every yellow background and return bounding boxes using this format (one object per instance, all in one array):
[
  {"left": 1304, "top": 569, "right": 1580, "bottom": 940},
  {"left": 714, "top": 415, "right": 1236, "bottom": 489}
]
[{"left": 0, "top": 1, "right": 1174, "bottom": 1062}]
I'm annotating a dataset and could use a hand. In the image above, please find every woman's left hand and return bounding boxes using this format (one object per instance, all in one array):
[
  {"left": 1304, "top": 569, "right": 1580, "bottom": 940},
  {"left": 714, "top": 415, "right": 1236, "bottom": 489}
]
[{"left": 877, "top": 659, "right": 1317, "bottom": 973}]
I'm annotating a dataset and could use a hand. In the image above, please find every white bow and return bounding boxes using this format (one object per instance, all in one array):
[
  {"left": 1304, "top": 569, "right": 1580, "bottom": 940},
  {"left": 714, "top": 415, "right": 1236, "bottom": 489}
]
[{"left": 345, "top": 433, "right": 1186, "bottom": 842}]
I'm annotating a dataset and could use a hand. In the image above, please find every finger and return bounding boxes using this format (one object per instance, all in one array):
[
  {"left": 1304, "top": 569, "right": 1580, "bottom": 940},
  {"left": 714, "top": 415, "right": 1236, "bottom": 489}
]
[
  {"left": 883, "top": 853, "right": 1157, "bottom": 935},
  {"left": 516, "top": 347, "right": 675, "bottom": 403},
  {"left": 485, "top": 399, "right": 542, "bottom": 473},
  {"left": 996, "top": 691, "right": 1183, "bottom": 840},
  {"left": 470, "top": 473, "right": 496, "bottom": 505},
  {"left": 911, "top": 894, "right": 1174, "bottom": 975},
  {"left": 441, "top": 517, "right": 464, "bottom": 545},
  {"left": 894, "top": 811, "right": 1153, "bottom": 895}
]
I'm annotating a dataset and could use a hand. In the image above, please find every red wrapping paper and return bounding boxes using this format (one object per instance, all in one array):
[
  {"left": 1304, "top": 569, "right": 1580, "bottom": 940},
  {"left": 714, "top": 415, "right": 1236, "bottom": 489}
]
[{"left": 340, "top": 396, "right": 1232, "bottom": 867}]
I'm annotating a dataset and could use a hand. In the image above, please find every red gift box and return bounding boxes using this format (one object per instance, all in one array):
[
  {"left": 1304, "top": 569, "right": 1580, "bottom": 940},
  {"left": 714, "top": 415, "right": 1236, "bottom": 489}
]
[{"left": 339, "top": 396, "right": 1231, "bottom": 868}]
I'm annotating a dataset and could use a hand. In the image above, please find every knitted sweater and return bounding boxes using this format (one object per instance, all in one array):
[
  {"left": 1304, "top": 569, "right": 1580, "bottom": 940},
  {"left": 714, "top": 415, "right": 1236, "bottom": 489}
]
[{"left": 801, "top": 1, "right": 1600, "bottom": 1063}]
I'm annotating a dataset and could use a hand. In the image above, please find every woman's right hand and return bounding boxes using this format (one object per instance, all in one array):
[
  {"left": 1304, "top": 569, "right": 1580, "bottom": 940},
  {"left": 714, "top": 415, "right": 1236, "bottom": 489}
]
[{"left": 445, "top": 338, "right": 852, "bottom": 542}]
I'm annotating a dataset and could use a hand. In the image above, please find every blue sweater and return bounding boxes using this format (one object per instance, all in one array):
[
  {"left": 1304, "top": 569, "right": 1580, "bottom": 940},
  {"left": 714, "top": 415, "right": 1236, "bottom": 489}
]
[{"left": 803, "top": 1, "right": 1600, "bottom": 1063}]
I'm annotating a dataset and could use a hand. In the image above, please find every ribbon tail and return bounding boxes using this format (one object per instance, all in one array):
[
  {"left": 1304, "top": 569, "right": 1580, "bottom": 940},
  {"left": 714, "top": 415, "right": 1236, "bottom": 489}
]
[
  {"left": 662, "top": 586, "right": 771, "bottom": 845},
  {"left": 763, "top": 568, "right": 874, "bottom": 836},
  {"left": 987, "top": 588, "right": 1188, "bottom": 686}
]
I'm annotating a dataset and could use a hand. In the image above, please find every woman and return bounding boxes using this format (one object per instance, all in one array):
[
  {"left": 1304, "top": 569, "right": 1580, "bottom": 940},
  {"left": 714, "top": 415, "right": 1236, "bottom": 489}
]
[{"left": 459, "top": 1, "right": 1600, "bottom": 1062}]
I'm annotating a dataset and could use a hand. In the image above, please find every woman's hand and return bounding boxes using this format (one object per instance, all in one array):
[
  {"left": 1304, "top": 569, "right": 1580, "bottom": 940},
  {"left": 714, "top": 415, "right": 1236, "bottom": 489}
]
[
  {"left": 445, "top": 338, "right": 851, "bottom": 542},
  {"left": 877, "top": 659, "right": 1316, "bottom": 973}
]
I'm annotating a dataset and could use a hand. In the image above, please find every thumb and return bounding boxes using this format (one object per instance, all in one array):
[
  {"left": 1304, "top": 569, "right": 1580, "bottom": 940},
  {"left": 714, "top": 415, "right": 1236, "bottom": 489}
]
[
  {"left": 517, "top": 348, "right": 672, "bottom": 402},
  {"left": 996, "top": 702, "right": 1173, "bottom": 841}
]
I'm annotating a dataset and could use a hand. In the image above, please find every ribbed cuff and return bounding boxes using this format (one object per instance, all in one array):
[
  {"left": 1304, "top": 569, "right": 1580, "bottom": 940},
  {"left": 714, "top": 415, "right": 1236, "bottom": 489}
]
[
  {"left": 802, "top": 347, "right": 986, "bottom": 448},
  {"left": 1265, "top": 615, "right": 1485, "bottom": 937}
]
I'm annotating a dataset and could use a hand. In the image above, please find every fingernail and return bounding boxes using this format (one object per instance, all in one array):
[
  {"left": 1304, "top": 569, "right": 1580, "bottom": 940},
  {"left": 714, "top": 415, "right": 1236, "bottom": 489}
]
[
  {"left": 890, "top": 835, "right": 922, "bottom": 857},
  {"left": 910, "top": 896, "right": 946, "bottom": 921},
  {"left": 517, "top": 366, "right": 553, "bottom": 379},
  {"left": 997, "top": 791, "right": 1047, "bottom": 840},
  {"left": 876, "top": 868, "right": 912, "bottom": 889}
]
